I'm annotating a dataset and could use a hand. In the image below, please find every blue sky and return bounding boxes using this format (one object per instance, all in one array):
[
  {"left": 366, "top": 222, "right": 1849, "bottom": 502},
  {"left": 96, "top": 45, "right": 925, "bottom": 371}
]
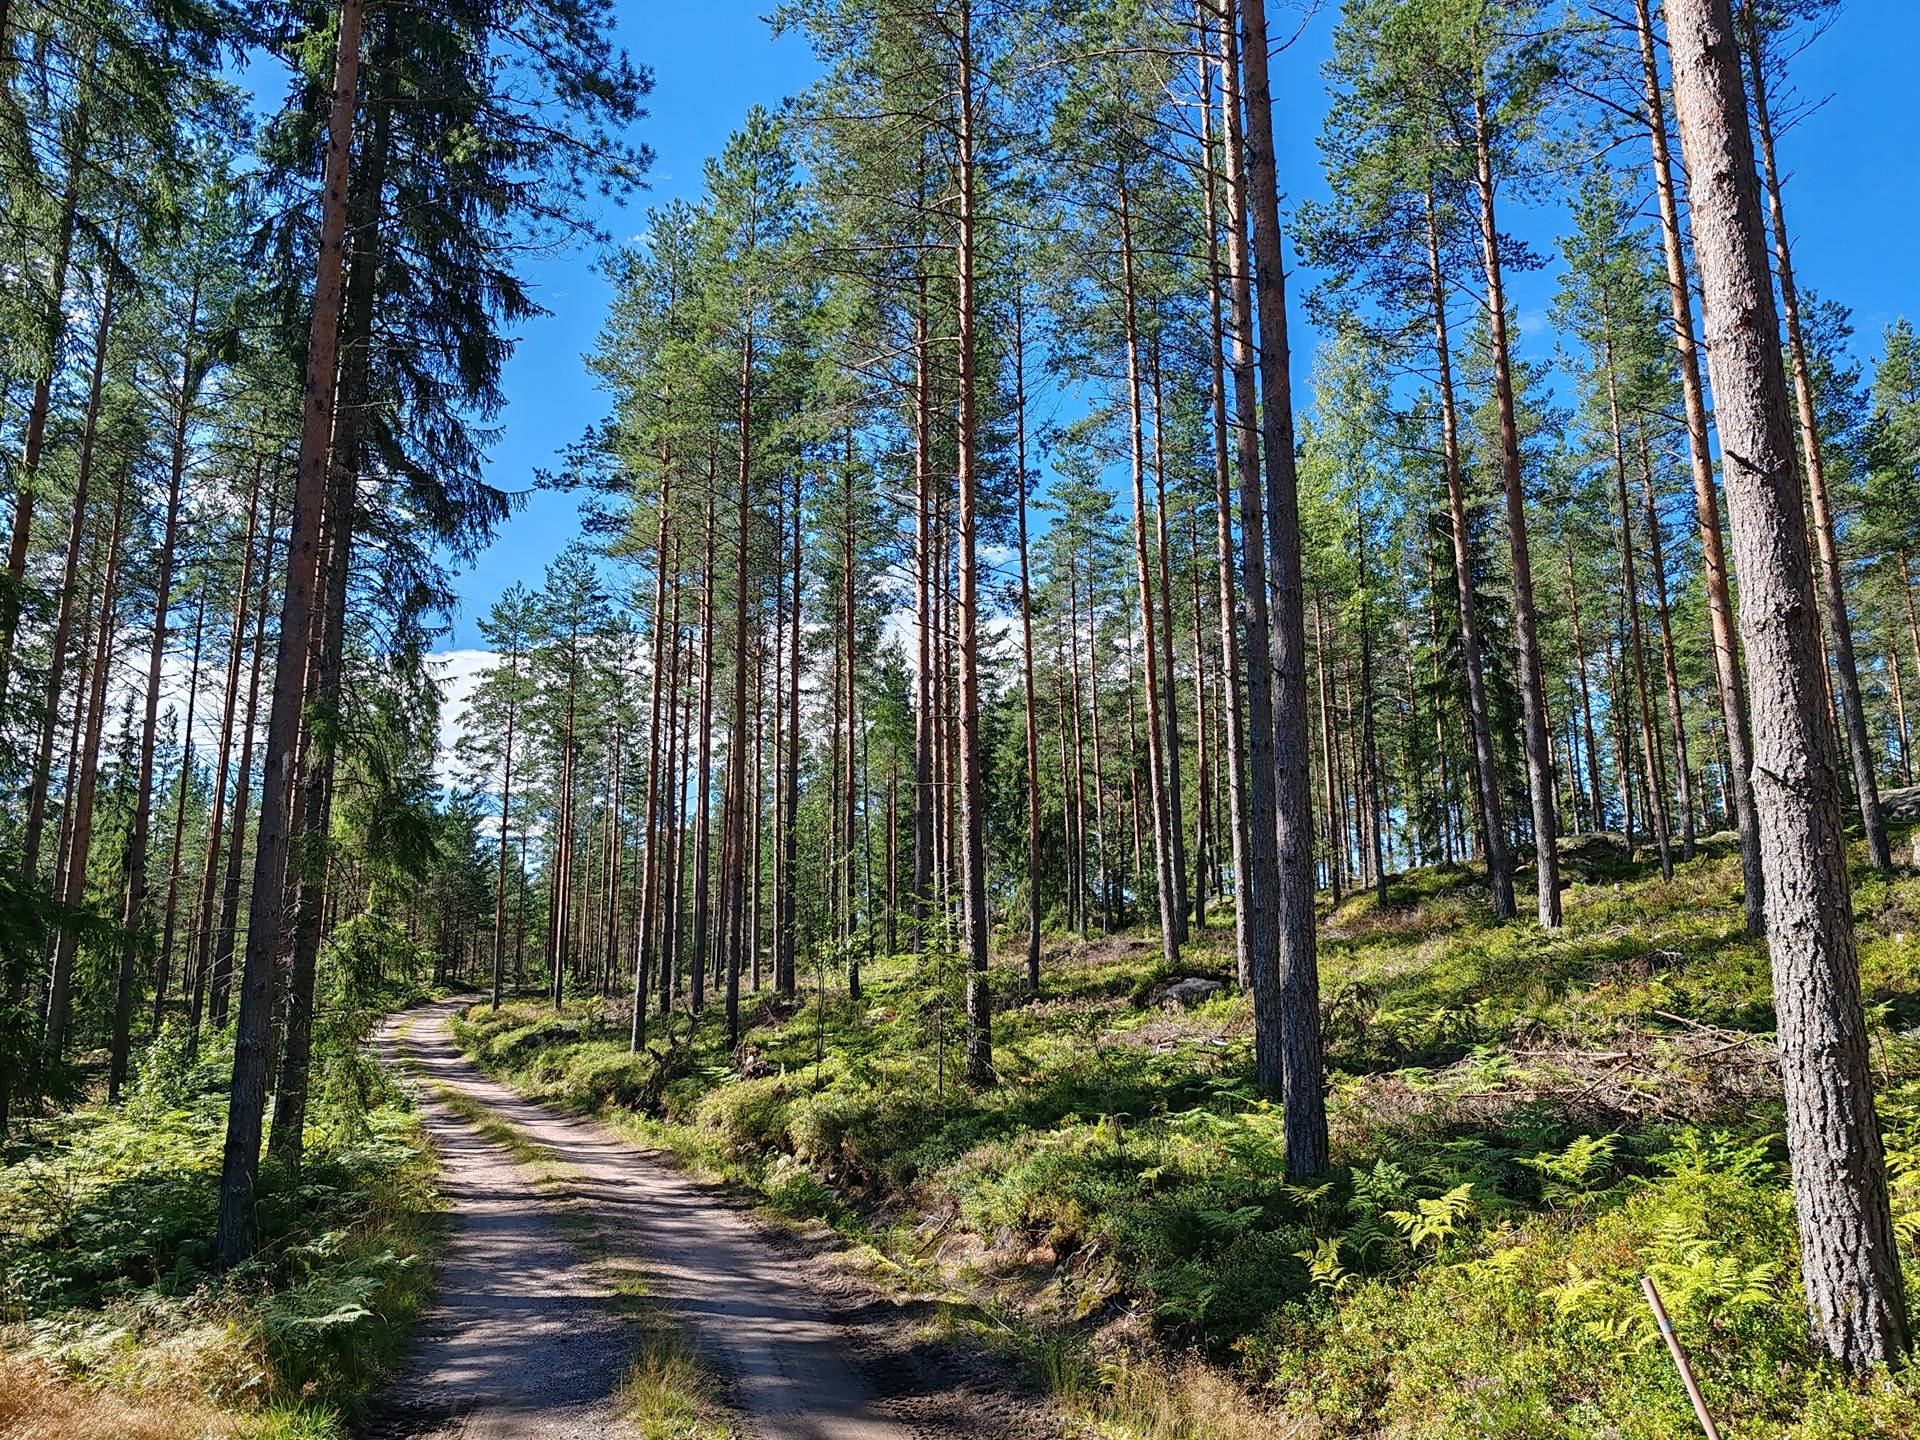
[
  {"left": 446, "top": 5, "right": 820, "bottom": 645},
  {"left": 442, "top": 0, "right": 1920, "bottom": 649}
]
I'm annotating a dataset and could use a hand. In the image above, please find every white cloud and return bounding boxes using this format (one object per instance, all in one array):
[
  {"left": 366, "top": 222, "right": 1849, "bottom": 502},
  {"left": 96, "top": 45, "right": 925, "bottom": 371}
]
[{"left": 430, "top": 647, "right": 499, "bottom": 786}]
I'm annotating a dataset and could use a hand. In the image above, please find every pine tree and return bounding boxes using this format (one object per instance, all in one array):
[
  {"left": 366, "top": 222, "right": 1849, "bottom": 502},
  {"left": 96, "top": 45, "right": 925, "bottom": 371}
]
[{"left": 1664, "top": 0, "right": 1911, "bottom": 1368}]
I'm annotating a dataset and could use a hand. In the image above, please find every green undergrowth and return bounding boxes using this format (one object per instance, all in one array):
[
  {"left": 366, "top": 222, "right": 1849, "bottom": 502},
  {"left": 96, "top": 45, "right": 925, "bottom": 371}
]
[
  {"left": 453, "top": 832, "right": 1920, "bottom": 1439},
  {"left": 0, "top": 948, "right": 447, "bottom": 1438}
]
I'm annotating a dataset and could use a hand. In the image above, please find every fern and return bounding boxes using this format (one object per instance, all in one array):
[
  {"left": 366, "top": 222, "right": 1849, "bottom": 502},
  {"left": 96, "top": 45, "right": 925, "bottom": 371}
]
[
  {"left": 1522, "top": 1133, "right": 1620, "bottom": 1207},
  {"left": 1297, "top": 1235, "right": 1356, "bottom": 1295},
  {"left": 1386, "top": 1183, "right": 1477, "bottom": 1252},
  {"left": 1195, "top": 1204, "right": 1264, "bottom": 1237}
]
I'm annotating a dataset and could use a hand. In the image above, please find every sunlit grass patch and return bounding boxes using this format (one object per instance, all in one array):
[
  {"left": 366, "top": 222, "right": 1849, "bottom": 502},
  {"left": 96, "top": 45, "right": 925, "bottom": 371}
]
[{"left": 612, "top": 1271, "right": 738, "bottom": 1440}]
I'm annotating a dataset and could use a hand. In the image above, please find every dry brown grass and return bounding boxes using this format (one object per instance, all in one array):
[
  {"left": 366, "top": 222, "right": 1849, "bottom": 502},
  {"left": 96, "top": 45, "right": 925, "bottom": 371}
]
[
  {"left": 0, "top": 1355, "right": 247, "bottom": 1440},
  {"left": 1085, "top": 1355, "right": 1317, "bottom": 1440}
]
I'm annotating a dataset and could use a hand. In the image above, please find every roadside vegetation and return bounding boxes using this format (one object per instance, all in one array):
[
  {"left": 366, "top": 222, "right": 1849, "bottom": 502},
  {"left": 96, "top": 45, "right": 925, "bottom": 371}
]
[
  {"left": 0, "top": 926, "right": 445, "bottom": 1440},
  {"left": 454, "top": 834, "right": 1920, "bottom": 1440}
]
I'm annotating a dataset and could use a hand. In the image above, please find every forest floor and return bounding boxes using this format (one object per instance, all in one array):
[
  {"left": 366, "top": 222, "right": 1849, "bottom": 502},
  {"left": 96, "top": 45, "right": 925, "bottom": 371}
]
[
  {"left": 450, "top": 828, "right": 1920, "bottom": 1440},
  {"left": 0, "top": 985, "right": 444, "bottom": 1440},
  {"left": 368, "top": 997, "right": 1061, "bottom": 1440}
]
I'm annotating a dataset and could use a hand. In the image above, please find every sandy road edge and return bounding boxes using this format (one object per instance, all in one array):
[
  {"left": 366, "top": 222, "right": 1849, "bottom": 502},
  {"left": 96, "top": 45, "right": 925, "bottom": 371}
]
[
  {"left": 432, "top": 996, "right": 1065, "bottom": 1440},
  {"left": 373, "top": 1001, "right": 754, "bottom": 1439}
]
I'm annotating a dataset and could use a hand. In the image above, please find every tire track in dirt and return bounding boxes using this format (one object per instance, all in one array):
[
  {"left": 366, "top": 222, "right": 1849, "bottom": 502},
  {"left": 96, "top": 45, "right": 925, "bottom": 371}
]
[
  {"left": 363, "top": 1008, "right": 636, "bottom": 1439},
  {"left": 369, "top": 998, "right": 1009, "bottom": 1440}
]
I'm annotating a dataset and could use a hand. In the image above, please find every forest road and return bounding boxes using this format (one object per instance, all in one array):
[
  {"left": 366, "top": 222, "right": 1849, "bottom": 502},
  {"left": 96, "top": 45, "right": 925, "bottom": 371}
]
[{"left": 364, "top": 997, "right": 1023, "bottom": 1440}]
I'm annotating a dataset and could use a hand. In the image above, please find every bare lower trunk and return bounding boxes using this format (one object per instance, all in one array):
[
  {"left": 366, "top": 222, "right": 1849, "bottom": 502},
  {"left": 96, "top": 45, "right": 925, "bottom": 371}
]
[
  {"left": 492, "top": 656, "right": 518, "bottom": 1009},
  {"left": 1315, "top": 596, "right": 1342, "bottom": 901},
  {"left": 633, "top": 467, "right": 674, "bottom": 1049},
  {"left": 1606, "top": 341, "right": 1672, "bottom": 880},
  {"left": 1357, "top": 547, "right": 1387, "bottom": 904},
  {"left": 1567, "top": 551, "right": 1606, "bottom": 833},
  {"left": 696, "top": 482, "right": 719, "bottom": 1008},
  {"left": 189, "top": 467, "right": 262, "bottom": 1040},
  {"left": 842, "top": 434, "right": 861, "bottom": 1004},
  {"left": 1190, "top": 526, "right": 1213, "bottom": 925},
  {"left": 1639, "top": 427, "right": 1696, "bottom": 857},
  {"left": 912, "top": 274, "right": 935, "bottom": 948},
  {"left": 207, "top": 490, "right": 278, "bottom": 1038},
  {"left": 153, "top": 596, "right": 209, "bottom": 1030},
  {"left": 44, "top": 470, "right": 128, "bottom": 1064},
  {"left": 1149, "top": 343, "right": 1190, "bottom": 936},
  {"left": 1015, "top": 288, "right": 1043, "bottom": 992},
  {"left": 779, "top": 470, "right": 801, "bottom": 997},
  {"left": 1666, "top": 0, "right": 1911, "bottom": 1366}
]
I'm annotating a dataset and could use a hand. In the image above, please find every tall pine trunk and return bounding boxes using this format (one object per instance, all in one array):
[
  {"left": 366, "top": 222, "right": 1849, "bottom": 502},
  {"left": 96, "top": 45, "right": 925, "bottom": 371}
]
[
  {"left": 1606, "top": 330, "right": 1673, "bottom": 880},
  {"left": 1742, "top": 11, "right": 1891, "bottom": 873},
  {"left": 1015, "top": 285, "right": 1043, "bottom": 992},
  {"left": 207, "top": 488, "right": 279, "bottom": 1038},
  {"left": 111, "top": 279, "right": 201, "bottom": 1101},
  {"left": 1635, "top": 0, "right": 1764, "bottom": 926},
  {"left": 726, "top": 323, "right": 752, "bottom": 1049},
  {"left": 44, "top": 467, "right": 127, "bottom": 1064},
  {"left": 1315, "top": 595, "right": 1343, "bottom": 901},
  {"left": 1472, "top": 90, "right": 1561, "bottom": 927},
  {"left": 153, "top": 594, "right": 209, "bottom": 1029},
  {"left": 1425, "top": 189, "right": 1514, "bottom": 916},
  {"left": 215, "top": 0, "right": 366, "bottom": 1267},
  {"left": 189, "top": 466, "right": 262, "bottom": 1038},
  {"left": 1217, "top": 0, "right": 1282, "bottom": 1030},
  {"left": 1239, "top": 0, "right": 1328, "bottom": 1174},
  {"left": 271, "top": 35, "right": 399, "bottom": 1170},
  {"left": 1198, "top": 19, "right": 1251, "bottom": 982},
  {"left": 954, "top": 0, "right": 991, "bottom": 1086},
  {"left": 1117, "top": 170, "right": 1183, "bottom": 970},
  {"left": 633, "top": 465, "right": 674, "bottom": 1048},
  {"left": 779, "top": 469, "right": 801, "bottom": 997},
  {"left": 1666, "top": 0, "right": 1911, "bottom": 1366},
  {"left": 20, "top": 261, "right": 118, "bottom": 885},
  {"left": 491, "top": 634, "right": 520, "bottom": 1010},
  {"left": 1566, "top": 549, "right": 1606, "bottom": 833},
  {"left": 1149, "top": 342, "right": 1190, "bottom": 934},
  {"left": 695, "top": 482, "right": 719, "bottom": 1008},
  {"left": 0, "top": 121, "right": 86, "bottom": 682},
  {"left": 912, "top": 269, "right": 935, "bottom": 949},
  {"left": 1639, "top": 426, "right": 1696, "bottom": 857}
]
